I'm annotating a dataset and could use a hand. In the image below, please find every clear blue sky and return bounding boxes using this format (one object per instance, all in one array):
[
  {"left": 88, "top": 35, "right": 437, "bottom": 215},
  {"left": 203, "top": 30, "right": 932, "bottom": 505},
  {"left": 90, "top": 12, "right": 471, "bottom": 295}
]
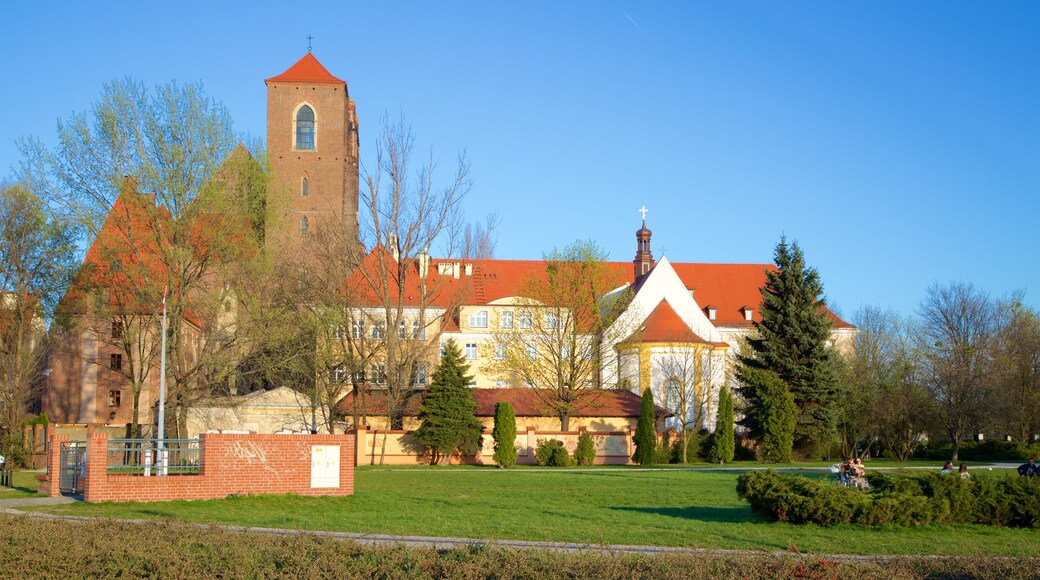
[{"left": 2, "top": 2, "right": 1038, "bottom": 318}]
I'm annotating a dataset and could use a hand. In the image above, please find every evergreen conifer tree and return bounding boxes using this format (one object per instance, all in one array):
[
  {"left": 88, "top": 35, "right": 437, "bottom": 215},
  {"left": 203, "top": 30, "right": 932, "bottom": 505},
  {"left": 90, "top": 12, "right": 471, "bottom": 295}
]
[
  {"left": 709, "top": 387, "right": 735, "bottom": 464},
  {"left": 574, "top": 431, "right": 596, "bottom": 466},
  {"left": 739, "top": 367, "right": 796, "bottom": 463},
  {"left": 491, "top": 401, "right": 517, "bottom": 468},
  {"left": 414, "top": 340, "right": 483, "bottom": 464},
  {"left": 739, "top": 236, "right": 838, "bottom": 455},
  {"left": 632, "top": 388, "right": 658, "bottom": 465}
]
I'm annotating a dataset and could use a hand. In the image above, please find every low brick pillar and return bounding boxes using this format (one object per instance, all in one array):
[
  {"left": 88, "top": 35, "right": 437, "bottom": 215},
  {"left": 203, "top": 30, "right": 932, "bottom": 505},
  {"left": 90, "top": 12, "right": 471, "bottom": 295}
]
[
  {"left": 354, "top": 426, "right": 368, "bottom": 466},
  {"left": 82, "top": 432, "right": 109, "bottom": 503},
  {"left": 42, "top": 432, "right": 69, "bottom": 497},
  {"left": 33, "top": 424, "right": 44, "bottom": 453},
  {"left": 525, "top": 426, "right": 536, "bottom": 460}
]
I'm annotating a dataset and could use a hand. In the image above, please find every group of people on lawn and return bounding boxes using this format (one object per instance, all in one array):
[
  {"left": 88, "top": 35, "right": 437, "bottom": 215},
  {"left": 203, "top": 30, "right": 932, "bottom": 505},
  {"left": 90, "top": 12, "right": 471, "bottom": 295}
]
[{"left": 837, "top": 456, "right": 1038, "bottom": 489}]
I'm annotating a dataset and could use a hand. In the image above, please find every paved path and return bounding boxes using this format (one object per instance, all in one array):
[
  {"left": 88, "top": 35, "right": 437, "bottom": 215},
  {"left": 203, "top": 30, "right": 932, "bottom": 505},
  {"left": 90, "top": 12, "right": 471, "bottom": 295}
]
[{"left": 0, "top": 496, "right": 75, "bottom": 510}]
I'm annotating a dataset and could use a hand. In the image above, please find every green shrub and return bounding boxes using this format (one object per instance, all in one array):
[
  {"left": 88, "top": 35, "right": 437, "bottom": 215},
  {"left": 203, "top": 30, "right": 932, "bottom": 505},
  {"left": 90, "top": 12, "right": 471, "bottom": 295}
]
[
  {"left": 491, "top": 402, "right": 517, "bottom": 468},
  {"left": 0, "top": 434, "right": 31, "bottom": 469},
  {"left": 574, "top": 432, "right": 596, "bottom": 466},
  {"left": 534, "top": 439, "right": 572, "bottom": 467},
  {"left": 670, "top": 431, "right": 703, "bottom": 463},
  {"left": 632, "top": 388, "right": 657, "bottom": 465},
  {"left": 653, "top": 432, "right": 673, "bottom": 465},
  {"left": 709, "top": 388, "right": 735, "bottom": 464},
  {"left": 737, "top": 470, "right": 1040, "bottom": 528}
]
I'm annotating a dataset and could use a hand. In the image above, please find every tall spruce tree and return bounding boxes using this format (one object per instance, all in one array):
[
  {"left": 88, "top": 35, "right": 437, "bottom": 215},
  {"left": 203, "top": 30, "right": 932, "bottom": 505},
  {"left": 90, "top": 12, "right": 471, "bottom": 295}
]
[
  {"left": 491, "top": 401, "right": 517, "bottom": 468},
  {"left": 709, "top": 387, "right": 735, "bottom": 464},
  {"left": 414, "top": 340, "right": 483, "bottom": 464},
  {"left": 739, "top": 236, "right": 838, "bottom": 456},
  {"left": 632, "top": 388, "right": 658, "bottom": 465}
]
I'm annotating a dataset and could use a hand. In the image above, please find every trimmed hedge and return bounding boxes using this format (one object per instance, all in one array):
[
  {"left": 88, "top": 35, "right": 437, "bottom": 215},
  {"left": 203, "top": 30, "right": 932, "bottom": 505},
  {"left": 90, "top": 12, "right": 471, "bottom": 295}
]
[
  {"left": 737, "top": 470, "right": 1040, "bottom": 527},
  {"left": 915, "top": 440, "right": 1040, "bottom": 462},
  {"left": 534, "top": 439, "right": 572, "bottom": 467}
]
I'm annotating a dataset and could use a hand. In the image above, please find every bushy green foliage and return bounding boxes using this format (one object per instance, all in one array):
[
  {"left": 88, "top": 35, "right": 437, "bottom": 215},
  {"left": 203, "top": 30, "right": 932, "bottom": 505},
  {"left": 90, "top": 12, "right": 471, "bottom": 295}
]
[
  {"left": 491, "top": 402, "right": 517, "bottom": 468},
  {"left": 632, "top": 388, "right": 657, "bottom": 465},
  {"left": 670, "top": 431, "right": 707, "bottom": 463},
  {"left": 709, "top": 388, "right": 735, "bottom": 464},
  {"left": 739, "top": 368, "right": 796, "bottom": 463},
  {"left": 737, "top": 470, "right": 1040, "bottom": 527},
  {"left": 0, "top": 434, "right": 30, "bottom": 468},
  {"left": 0, "top": 514, "right": 1032, "bottom": 579},
  {"left": 22, "top": 413, "right": 49, "bottom": 427},
  {"left": 738, "top": 237, "right": 838, "bottom": 454},
  {"left": 414, "top": 340, "right": 483, "bottom": 464},
  {"left": 916, "top": 440, "right": 1040, "bottom": 462},
  {"left": 653, "top": 431, "right": 673, "bottom": 465},
  {"left": 534, "top": 439, "right": 572, "bottom": 467},
  {"left": 574, "top": 432, "right": 596, "bottom": 466}
]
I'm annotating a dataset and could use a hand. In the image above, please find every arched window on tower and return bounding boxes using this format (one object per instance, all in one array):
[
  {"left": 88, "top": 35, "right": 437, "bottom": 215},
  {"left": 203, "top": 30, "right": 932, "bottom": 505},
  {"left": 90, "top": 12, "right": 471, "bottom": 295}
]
[
  {"left": 295, "top": 105, "right": 315, "bottom": 150},
  {"left": 301, "top": 176, "right": 309, "bottom": 196},
  {"left": 300, "top": 216, "right": 309, "bottom": 236}
]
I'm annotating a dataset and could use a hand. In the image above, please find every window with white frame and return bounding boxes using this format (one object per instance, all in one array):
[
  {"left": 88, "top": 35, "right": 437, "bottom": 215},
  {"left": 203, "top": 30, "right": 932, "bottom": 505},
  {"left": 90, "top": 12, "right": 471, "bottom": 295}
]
[
  {"left": 495, "top": 380, "right": 509, "bottom": 388},
  {"left": 412, "top": 320, "right": 426, "bottom": 340},
  {"left": 525, "top": 342, "right": 537, "bottom": 360},
  {"left": 500, "top": 310, "right": 514, "bottom": 329},
  {"left": 468, "top": 310, "right": 488, "bottom": 329},
  {"left": 351, "top": 320, "right": 363, "bottom": 339},
  {"left": 561, "top": 344, "right": 571, "bottom": 360},
  {"left": 495, "top": 343, "right": 507, "bottom": 360},
  {"left": 372, "top": 322, "right": 385, "bottom": 339},
  {"left": 398, "top": 320, "right": 407, "bottom": 339},
  {"left": 412, "top": 363, "right": 428, "bottom": 386},
  {"left": 544, "top": 312, "right": 558, "bottom": 330},
  {"left": 331, "top": 365, "right": 346, "bottom": 384},
  {"left": 518, "top": 310, "right": 532, "bottom": 329},
  {"left": 465, "top": 343, "right": 478, "bottom": 360},
  {"left": 370, "top": 364, "right": 386, "bottom": 385}
]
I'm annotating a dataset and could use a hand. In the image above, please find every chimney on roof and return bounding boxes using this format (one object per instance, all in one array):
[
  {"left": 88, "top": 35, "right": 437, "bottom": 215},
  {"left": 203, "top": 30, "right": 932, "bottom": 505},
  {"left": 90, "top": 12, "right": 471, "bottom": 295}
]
[
  {"left": 387, "top": 235, "right": 400, "bottom": 263},
  {"left": 418, "top": 248, "right": 430, "bottom": 279},
  {"left": 120, "top": 175, "right": 138, "bottom": 196}
]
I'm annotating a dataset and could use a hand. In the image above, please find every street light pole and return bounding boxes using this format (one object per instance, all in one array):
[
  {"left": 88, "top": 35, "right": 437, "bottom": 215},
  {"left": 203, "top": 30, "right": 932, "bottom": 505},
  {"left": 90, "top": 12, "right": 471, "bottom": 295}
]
[{"left": 156, "top": 289, "right": 168, "bottom": 475}]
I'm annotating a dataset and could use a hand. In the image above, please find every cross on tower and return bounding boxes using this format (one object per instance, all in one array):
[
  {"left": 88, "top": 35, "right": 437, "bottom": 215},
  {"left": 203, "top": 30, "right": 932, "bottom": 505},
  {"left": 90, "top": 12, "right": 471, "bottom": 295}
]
[
  {"left": 638, "top": 205, "right": 649, "bottom": 221},
  {"left": 306, "top": 35, "right": 314, "bottom": 52}
]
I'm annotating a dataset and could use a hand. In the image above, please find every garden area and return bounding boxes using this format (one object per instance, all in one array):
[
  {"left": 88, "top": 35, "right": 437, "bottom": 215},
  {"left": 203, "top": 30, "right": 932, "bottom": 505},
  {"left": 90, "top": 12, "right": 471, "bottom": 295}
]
[{"left": 16, "top": 465, "right": 1040, "bottom": 557}]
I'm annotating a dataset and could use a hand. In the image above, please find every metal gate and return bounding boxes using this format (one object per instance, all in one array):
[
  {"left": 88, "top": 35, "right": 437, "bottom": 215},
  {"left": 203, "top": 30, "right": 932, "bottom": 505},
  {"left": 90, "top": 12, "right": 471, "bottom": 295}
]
[{"left": 58, "top": 441, "right": 86, "bottom": 496}]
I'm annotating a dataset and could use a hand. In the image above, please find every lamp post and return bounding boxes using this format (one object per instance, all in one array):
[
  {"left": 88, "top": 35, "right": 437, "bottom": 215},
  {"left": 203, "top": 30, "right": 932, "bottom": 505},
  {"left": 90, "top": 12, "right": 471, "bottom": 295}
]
[{"left": 156, "top": 289, "right": 168, "bottom": 476}]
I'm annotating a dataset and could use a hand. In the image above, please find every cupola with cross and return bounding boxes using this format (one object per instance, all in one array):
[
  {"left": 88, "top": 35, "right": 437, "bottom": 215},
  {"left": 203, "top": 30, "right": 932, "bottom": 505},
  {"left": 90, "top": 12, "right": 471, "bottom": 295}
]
[{"left": 634, "top": 205, "right": 654, "bottom": 278}]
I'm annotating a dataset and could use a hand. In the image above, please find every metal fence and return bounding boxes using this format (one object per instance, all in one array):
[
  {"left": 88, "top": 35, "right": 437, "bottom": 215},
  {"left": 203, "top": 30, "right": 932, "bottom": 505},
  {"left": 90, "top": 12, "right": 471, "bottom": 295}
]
[{"left": 106, "top": 438, "right": 202, "bottom": 475}]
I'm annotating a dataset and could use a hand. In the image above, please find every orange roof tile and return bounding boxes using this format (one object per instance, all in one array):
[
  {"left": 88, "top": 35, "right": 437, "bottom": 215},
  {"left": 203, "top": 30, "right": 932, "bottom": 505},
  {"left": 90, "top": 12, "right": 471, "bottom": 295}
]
[
  {"left": 621, "top": 299, "right": 726, "bottom": 346},
  {"left": 341, "top": 252, "right": 852, "bottom": 330},
  {"left": 265, "top": 53, "right": 345, "bottom": 85}
]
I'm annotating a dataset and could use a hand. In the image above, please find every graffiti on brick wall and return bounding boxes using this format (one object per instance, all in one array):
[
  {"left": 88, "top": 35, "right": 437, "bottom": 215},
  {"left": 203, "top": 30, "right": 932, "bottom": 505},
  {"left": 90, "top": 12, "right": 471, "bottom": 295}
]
[{"left": 225, "top": 440, "right": 279, "bottom": 474}]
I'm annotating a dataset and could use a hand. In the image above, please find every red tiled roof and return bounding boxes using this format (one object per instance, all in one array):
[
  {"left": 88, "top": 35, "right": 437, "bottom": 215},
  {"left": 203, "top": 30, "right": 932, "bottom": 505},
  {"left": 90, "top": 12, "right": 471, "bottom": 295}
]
[
  {"left": 265, "top": 53, "right": 345, "bottom": 85},
  {"left": 621, "top": 299, "right": 726, "bottom": 346}
]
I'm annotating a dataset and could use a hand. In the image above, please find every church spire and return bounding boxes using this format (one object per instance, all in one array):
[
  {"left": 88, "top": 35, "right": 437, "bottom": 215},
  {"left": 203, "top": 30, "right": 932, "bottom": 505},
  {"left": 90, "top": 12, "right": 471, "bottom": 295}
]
[{"left": 634, "top": 206, "right": 654, "bottom": 278}]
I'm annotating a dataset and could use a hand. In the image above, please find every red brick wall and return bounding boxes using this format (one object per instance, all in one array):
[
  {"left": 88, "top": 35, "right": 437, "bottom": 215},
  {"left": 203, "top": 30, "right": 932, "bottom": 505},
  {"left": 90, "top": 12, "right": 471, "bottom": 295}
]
[{"left": 59, "top": 433, "right": 355, "bottom": 503}]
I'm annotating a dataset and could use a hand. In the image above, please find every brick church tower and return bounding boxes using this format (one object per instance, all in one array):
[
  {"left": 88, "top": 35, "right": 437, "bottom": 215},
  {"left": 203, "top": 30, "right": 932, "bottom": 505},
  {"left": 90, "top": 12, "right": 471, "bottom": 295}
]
[{"left": 265, "top": 52, "right": 359, "bottom": 247}]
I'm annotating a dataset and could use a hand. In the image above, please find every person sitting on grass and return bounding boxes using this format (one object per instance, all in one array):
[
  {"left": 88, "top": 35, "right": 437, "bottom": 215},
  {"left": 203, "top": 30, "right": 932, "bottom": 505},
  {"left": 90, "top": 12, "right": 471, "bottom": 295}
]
[
  {"left": 1017, "top": 457, "right": 1037, "bottom": 478},
  {"left": 940, "top": 460, "right": 954, "bottom": 474},
  {"left": 959, "top": 463, "right": 970, "bottom": 479}
]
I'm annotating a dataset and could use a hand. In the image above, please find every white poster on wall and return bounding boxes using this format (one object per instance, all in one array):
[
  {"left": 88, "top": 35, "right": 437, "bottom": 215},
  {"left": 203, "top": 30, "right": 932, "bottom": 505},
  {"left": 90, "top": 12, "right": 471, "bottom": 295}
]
[{"left": 310, "top": 445, "right": 340, "bottom": 488}]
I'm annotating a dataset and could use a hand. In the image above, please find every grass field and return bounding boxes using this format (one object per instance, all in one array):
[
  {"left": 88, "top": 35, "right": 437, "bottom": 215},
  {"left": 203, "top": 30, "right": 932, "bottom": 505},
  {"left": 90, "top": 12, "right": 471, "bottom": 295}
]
[{"left": 20, "top": 465, "right": 1039, "bottom": 557}]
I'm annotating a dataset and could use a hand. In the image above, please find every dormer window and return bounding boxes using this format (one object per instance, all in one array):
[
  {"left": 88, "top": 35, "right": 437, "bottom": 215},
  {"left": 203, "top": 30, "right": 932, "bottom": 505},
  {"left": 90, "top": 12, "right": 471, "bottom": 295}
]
[
  {"left": 295, "top": 105, "right": 315, "bottom": 150},
  {"left": 742, "top": 306, "right": 754, "bottom": 321},
  {"left": 706, "top": 305, "right": 717, "bottom": 321}
]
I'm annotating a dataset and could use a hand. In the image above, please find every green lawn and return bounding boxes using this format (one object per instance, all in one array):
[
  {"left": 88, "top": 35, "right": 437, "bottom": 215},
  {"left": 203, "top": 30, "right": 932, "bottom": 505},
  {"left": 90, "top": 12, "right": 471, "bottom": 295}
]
[
  {"left": 0, "top": 470, "right": 44, "bottom": 500},
  {"left": 22, "top": 465, "right": 1040, "bottom": 556}
]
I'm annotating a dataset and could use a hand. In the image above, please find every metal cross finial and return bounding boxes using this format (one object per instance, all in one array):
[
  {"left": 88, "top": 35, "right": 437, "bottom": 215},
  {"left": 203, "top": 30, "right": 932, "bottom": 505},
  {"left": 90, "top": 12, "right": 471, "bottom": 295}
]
[
  {"left": 638, "top": 205, "right": 649, "bottom": 221},
  {"left": 307, "top": 35, "right": 314, "bottom": 52}
]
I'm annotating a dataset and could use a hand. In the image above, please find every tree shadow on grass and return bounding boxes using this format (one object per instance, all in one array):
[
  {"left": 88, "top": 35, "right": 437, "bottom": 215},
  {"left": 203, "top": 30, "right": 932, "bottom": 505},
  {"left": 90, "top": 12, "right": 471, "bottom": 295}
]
[{"left": 609, "top": 505, "right": 752, "bottom": 523}]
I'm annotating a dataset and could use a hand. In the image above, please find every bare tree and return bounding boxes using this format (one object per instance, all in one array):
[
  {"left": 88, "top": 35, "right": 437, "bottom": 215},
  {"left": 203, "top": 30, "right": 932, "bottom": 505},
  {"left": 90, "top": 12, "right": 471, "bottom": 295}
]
[
  {"left": 918, "top": 282, "right": 997, "bottom": 462},
  {"left": 653, "top": 341, "right": 726, "bottom": 463},
  {"left": 989, "top": 297, "right": 1040, "bottom": 442},
  {"left": 20, "top": 79, "right": 260, "bottom": 437},
  {"left": 353, "top": 116, "right": 492, "bottom": 462},
  {"left": 483, "top": 240, "right": 631, "bottom": 431},
  {"left": 0, "top": 183, "right": 76, "bottom": 441}
]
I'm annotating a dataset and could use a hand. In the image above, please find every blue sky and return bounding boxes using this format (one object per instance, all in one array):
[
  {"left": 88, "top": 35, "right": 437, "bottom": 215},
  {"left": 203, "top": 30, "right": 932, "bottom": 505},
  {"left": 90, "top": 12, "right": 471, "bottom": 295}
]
[{"left": 2, "top": 2, "right": 1038, "bottom": 318}]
